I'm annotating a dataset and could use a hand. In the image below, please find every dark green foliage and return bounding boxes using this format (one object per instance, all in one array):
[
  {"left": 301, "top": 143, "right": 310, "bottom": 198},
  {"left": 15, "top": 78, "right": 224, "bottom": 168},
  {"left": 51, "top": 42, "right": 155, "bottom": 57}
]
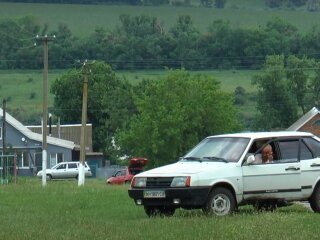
[
  {"left": 29, "top": 92, "right": 36, "bottom": 99},
  {"left": 0, "top": 13, "right": 318, "bottom": 71},
  {"left": 234, "top": 86, "right": 247, "bottom": 105}
]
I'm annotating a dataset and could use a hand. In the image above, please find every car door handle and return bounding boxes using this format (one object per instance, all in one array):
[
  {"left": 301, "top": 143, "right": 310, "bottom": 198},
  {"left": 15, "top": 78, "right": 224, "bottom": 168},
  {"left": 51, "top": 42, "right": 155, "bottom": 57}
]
[
  {"left": 285, "top": 167, "right": 300, "bottom": 171},
  {"left": 310, "top": 163, "right": 320, "bottom": 167}
]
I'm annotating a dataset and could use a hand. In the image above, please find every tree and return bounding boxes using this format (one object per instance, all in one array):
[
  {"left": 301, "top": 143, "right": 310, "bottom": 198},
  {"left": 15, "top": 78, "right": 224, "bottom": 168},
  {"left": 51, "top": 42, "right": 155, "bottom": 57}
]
[
  {"left": 252, "top": 55, "right": 298, "bottom": 130},
  {"left": 167, "top": 15, "right": 201, "bottom": 69},
  {"left": 105, "top": 14, "right": 165, "bottom": 70},
  {"left": 286, "top": 55, "right": 310, "bottom": 114},
  {"left": 116, "top": 70, "right": 241, "bottom": 167},
  {"left": 50, "top": 61, "right": 136, "bottom": 160}
]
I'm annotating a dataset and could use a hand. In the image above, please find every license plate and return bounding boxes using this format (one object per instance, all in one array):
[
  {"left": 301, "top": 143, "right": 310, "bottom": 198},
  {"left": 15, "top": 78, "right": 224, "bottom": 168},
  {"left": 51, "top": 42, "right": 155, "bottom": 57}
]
[{"left": 143, "top": 190, "right": 165, "bottom": 198}]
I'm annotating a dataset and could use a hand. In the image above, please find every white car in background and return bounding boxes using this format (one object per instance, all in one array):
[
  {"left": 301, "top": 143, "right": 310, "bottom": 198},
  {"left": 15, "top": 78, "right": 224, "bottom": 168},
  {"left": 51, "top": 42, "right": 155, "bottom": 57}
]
[{"left": 37, "top": 161, "right": 92, "bottom": 180}]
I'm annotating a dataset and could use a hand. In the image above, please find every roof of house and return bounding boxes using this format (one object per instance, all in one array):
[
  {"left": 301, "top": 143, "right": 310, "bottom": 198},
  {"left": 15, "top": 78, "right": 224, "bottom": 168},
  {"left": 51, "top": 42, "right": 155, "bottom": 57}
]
[
  {"left": 27, "top": 123, "right": 92, "bottom": 151},
  {"left": 287, "top": 107, "right": 320, "bottom": 131},
  {"left": 0, "top": 108, "right": 75, "bottom": 149}
]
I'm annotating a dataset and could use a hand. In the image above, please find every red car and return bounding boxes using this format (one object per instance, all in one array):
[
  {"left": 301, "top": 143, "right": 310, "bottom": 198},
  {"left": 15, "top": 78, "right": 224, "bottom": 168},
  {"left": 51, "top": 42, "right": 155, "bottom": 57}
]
[{"left": 106, "top": 157, "right": 148, "bottom": 184}]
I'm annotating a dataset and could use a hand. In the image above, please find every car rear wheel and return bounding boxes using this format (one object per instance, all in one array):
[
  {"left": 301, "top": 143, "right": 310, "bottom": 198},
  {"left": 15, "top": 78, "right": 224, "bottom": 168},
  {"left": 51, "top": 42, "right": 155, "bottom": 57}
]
[
  {"left": 144, "top": 206, "right": 175, "bottom": 217},
  {"left": 309, "top": 184, "right": 320, "bottom": 213},
  {"left": 202, "top": 187, "right": 236, "bottom": 216}
]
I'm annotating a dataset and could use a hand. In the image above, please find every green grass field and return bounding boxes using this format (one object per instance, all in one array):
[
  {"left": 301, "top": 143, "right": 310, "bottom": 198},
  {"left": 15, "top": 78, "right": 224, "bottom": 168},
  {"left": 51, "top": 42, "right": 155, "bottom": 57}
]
[
  {"left": 0, "top": 1, "right": 319, "bottom": 37},
  {"left": 0, "top": 69, "right": 257, "bottom": 111},
  {"left": 0, "top": 178, "right": 319, "bottom": 240}
]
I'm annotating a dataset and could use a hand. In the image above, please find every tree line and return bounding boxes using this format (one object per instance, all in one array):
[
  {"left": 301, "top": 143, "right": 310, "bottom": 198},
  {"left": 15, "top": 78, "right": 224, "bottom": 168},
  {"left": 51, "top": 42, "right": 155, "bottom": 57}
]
[
  {"left": 2, "top": 14, "right": 320, "bottom": 71},
  {"left": 50, "top": 55, "right": 320, "bottom": 166}
]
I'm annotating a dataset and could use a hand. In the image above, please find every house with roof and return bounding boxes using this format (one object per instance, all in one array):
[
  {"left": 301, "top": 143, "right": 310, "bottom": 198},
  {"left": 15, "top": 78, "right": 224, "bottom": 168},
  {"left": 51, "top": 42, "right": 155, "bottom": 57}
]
[
  {"left": 287, "top": 107, "right": 320, "bottom": 136},
  {"left": 0, "top": 108, "right": 76, "bottom": 176}
]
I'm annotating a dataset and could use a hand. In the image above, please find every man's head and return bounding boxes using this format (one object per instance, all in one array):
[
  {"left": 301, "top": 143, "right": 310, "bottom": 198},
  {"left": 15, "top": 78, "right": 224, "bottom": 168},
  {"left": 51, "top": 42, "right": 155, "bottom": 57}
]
[{"left": 262, "top": 144, "right": 273, "bottom": 163}]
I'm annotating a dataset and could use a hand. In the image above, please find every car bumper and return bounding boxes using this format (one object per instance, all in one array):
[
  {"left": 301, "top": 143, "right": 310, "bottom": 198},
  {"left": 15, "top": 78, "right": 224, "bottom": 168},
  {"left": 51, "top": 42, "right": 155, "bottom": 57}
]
[{"left": 128, "top": 187, "right": 211, "bottom": 208}]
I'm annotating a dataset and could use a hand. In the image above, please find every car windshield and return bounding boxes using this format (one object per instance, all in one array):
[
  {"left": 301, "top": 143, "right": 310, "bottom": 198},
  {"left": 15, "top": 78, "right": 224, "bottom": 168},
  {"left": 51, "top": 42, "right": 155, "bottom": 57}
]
[{"left": 181, "top": 137, "right": 250, "bottom": 163}]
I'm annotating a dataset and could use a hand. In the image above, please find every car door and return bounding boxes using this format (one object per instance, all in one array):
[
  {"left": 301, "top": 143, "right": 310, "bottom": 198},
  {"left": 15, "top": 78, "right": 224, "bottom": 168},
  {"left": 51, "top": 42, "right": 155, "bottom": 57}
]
[
  {"left": 67, "top": 163, "right": 79, "bottom": 178},
  {"left": 300, "top": 137, "right": 320, "bottom": 198},
  {"left": 54, "top": 163, "right": 67, "bottom": 178},
  {"left": 242, "top": 138, "right": 301, "bottom": 200}
]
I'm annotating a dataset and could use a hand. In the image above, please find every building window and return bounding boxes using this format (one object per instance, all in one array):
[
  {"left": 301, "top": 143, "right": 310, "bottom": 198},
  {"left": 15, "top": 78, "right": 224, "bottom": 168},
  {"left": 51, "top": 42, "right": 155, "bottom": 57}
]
[
  {"left": 49, "top": 153, "right": 64, "bottom": 168},
  {"left": 0, "top": 127, "right": 2, "bottom": 140},
  {"left": 17, "top": 151, "right": 29, "bottom": 168}
]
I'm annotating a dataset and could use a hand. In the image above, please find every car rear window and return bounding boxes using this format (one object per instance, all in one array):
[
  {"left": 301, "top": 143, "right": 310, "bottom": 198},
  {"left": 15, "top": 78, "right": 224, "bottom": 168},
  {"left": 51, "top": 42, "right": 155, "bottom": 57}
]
[{"left": 68, "top": 163, "right": 78, "bottom": 169}]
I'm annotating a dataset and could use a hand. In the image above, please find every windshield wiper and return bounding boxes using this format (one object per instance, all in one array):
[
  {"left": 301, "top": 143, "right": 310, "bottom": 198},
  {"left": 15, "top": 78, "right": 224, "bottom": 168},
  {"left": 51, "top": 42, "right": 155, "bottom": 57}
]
[
  {"left": 202, "top": 156, "right": 228, "bottom": 163},
  {"left": 181, "top": 157, "right": 203, "bottom": 162}
]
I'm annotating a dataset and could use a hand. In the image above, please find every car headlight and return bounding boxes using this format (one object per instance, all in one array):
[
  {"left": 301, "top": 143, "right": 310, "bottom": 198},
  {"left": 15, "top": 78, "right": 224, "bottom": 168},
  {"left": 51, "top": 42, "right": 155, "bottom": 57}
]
[
  {"left": 170, "top": 176, "right": 191, "bottom": 187},
  {"left": 131, "top": 177, "right": 147, "bottom": 188}
]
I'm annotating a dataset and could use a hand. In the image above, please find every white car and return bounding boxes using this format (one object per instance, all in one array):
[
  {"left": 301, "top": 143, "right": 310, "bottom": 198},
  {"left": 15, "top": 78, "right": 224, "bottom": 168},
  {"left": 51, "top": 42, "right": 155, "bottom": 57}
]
[
  {"left": 37, "top": 161, "right": 92, "bottom": 180},
  {"left": 129, "top": 131, "right": 320, "bottom": 216}
]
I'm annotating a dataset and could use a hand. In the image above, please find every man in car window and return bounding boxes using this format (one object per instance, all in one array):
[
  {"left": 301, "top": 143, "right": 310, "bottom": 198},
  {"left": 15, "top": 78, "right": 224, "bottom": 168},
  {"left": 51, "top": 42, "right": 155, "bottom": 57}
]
[{"left": 262, "top": 144, "right": 273, "bottom": 163}]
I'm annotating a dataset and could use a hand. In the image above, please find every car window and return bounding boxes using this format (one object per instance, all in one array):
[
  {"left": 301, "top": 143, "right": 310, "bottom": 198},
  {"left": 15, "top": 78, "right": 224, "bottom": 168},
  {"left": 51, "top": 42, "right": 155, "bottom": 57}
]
[
  {"left": 278, "top": 140, "right": 299, "bottom": 162},
  {"left": 303, "top": 137, "right": 320, "bottom": 158},
  {"left": 68, "top": 163, "right": 78, "bottom": 169},
  {"left": 57, "top": 164, "right": 66, "bottom": 170},
  {"left": 300, "top": 140, "right": 313, "bottom": 160},
  {"left": 115, "top": 170, "right": 126, "bottom": 177}
]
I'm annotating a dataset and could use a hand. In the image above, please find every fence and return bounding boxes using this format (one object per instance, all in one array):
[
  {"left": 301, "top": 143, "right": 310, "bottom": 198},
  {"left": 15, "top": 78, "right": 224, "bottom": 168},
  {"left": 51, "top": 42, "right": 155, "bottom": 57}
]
[{"left": 0, "top": 154, "right": 17, "bottom": 184}]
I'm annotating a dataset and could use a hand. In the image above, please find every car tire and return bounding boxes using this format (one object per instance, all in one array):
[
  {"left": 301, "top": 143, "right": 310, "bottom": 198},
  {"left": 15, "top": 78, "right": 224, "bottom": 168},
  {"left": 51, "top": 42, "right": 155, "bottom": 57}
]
[
  {"left": 202, "top": 187, "right": 236, "bottom": 216},
  {"left": 46, "top": 174, "right": 52, "bottom": 180},
  {"left": 309, "top": 184, "right": 320, "bottom": 213},
  {"left": 144, "top": 206, "right": 175, "bottom": 217}
]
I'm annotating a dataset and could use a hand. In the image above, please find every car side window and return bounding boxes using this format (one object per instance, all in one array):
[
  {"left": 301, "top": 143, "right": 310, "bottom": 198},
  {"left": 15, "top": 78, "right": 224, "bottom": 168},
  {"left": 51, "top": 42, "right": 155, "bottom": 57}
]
[
  {"left": 303, "top": 137, "right": 320, "bottom": 158},
  {"left": 300, "top": 140, "right": 313, "bottom": 160},
  {"left": 68, "top": 163, "right": 78, "bottom": 169},
  {"left": 278, "top": 140, "right": 299, "bottom": 162},
  {"left": 57, "top": 164, "right": 66, "bottom": 170}
]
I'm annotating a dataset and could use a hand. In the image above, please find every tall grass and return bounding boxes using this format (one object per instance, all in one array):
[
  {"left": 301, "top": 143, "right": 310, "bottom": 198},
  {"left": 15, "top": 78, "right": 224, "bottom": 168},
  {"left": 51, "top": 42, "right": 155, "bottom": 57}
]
[{"left": 0, "top": 178, "right": 319, "bottom": 240}]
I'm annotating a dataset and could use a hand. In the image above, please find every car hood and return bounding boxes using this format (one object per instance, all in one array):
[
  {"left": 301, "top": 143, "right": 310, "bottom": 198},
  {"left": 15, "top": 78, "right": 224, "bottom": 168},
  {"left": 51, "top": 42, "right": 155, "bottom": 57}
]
[{"left": 137, "top": 161, "right": 229, "bottom": 177}]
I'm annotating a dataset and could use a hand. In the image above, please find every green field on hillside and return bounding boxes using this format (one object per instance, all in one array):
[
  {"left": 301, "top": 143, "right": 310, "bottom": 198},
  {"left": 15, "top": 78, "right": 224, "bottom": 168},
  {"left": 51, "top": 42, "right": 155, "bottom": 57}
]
[
  {"left": 0, "top": 178, "right": 319, "bottom": 240},
  {"left": 0, "top": 69, "right": 257, "bottom": 109},
  {"left": 0, "top": 1, "right": 319, "bottom": 37}
]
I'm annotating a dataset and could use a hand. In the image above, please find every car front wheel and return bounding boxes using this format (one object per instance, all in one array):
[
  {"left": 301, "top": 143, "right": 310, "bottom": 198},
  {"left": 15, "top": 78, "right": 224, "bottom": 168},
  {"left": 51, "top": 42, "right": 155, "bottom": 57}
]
[
  {"left": 202, "top": 187, "right": 236, "bottom": 216},
  {"left": 309, "top": 184, "right": 320, "bottom": 213}
]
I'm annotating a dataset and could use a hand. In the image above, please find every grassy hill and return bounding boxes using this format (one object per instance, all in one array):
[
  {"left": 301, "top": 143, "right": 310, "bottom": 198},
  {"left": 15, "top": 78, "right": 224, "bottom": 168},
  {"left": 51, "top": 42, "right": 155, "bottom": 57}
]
[
  {"left": 0, "top": 69, "right": 257, "bottom": 107},
  {"left": 0, "top": 1, "right": 319, "bottom": 37}
]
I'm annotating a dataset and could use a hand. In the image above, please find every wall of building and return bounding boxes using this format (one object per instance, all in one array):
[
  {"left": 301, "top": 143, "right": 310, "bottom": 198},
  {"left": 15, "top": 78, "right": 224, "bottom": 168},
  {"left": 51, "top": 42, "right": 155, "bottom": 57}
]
[{"left": 299, "top": 114, "right": 320, "bottom": 136}]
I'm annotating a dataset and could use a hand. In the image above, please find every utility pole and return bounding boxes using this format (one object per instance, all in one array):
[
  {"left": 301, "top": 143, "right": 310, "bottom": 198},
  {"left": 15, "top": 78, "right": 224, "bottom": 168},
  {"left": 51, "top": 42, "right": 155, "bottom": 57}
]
[
  {"left": 37, "top": 34, "right": 55, "bottom": 187},
  {"left": 78, "top": 60, "right": 90, "bottom": 186}
]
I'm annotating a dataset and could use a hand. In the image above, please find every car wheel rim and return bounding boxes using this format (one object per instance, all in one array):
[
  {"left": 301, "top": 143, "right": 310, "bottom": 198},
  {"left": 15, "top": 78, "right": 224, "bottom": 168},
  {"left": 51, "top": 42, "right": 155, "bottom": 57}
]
[{"left": 211, "top": 193, "right": 230, "bottom": 216}]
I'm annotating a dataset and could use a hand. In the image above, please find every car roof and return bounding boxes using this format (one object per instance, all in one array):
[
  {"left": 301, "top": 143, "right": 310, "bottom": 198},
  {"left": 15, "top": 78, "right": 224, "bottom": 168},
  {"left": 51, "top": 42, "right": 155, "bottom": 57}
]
[{"left": 208, "top": 131, "right": 314, "bottom": 139}]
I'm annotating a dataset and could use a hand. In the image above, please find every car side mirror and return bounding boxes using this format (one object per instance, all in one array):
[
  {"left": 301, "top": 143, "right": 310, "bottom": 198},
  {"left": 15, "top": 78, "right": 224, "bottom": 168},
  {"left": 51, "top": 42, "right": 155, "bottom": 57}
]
[{"left": 246, "top": 155, "right": 255, "bottom": 165}]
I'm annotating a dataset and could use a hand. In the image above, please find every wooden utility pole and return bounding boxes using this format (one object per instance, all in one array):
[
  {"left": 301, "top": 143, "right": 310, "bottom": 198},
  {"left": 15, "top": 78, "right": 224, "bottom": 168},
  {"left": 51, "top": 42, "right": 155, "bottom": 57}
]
[
  {"left": 78, "top": 61, "right": 89, "bottom": 186},
  {"left": 37, "top": 34, "right": 55, "bottom": 187}
]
